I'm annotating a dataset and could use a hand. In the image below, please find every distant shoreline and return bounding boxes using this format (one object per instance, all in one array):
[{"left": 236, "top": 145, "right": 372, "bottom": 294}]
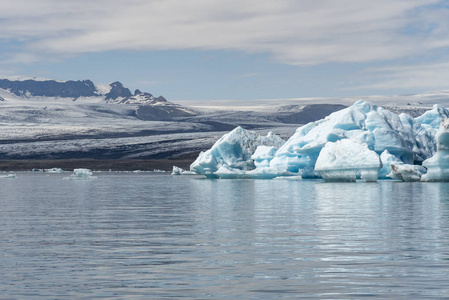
[{"left": 0, "top": 159, "right": 194, "bottom": 172}]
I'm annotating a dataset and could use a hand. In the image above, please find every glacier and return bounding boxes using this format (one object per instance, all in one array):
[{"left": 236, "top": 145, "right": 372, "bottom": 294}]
[{"left": 188, "top": 100, "right": 449, "bottom": 181}]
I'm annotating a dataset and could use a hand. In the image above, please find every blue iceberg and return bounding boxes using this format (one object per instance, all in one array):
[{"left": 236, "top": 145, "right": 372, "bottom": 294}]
[
  {"left": 190, "top": 127, "right": 285, "bottom": 178},
  {"left": 189, "top": 101, "right": 447, "bottom": 181}
]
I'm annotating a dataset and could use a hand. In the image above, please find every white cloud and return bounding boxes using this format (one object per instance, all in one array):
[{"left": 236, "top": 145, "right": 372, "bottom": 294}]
[
  {"left": 0, "top": 0, "right": 447, "bottom": 67},
  {"left": 349, "top": 61, "right": 449, "bottom": 91}
]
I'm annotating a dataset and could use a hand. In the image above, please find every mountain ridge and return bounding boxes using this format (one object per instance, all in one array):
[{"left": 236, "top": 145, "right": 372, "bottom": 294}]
[{"left": 0, "top": 78, "right": 168, "bottom": 106}]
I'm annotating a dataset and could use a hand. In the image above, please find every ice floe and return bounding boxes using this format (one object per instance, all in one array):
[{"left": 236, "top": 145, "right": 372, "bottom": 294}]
[
  {"left": 64, "top": 168, "right": 97, "bottom": 180},
  {"left": 1, "top": 173, "right": 16, "bottom": 178},
  {"left": 171, "top": 166, "right": 196, "bottom": 175}
]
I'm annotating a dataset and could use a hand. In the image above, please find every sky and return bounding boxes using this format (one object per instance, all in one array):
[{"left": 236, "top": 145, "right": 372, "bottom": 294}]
[{"left": 1, "top": 0, "right": 449, "bottom": 102}]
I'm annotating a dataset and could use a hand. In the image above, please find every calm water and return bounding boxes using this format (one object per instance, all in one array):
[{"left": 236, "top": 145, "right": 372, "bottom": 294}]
[{"left": 1, "top": 173, "right": 449, "bottom": 299}]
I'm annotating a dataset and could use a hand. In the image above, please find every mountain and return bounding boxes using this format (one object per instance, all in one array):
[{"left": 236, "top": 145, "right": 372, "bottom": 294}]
[
  {"left": 0, "top": 78, "right": 165, "bottom": 105},
  {"left": 0, "top": 78, "right": 196, "bottom": 120},
  {"left": 0, "top": 78, "right": 97, "bottom": 98}
]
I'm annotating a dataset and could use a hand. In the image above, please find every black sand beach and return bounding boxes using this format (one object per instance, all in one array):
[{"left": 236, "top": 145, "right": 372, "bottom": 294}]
[{"left": 0, "top": 158, "right": 194, "bottom": 172}]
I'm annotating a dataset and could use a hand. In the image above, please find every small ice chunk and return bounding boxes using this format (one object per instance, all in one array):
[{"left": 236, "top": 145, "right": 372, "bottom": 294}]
[
  {"left": 171, "top": 166, "right": 196, "bottom": 175},
  {"left": 388, "top": 164, "right": 427, "bottom": 182},
  {"left": 64, "top": 168, "right": 97, "bottom": 180},
  {"left": 1, "top": 173, "right": 16, "bottom": 178},
  {"left": 315, "top": 139, "right": 382, "bottom": 182},
  {"left": 44, "top": 168, "right": 63, "bottom": 173}
]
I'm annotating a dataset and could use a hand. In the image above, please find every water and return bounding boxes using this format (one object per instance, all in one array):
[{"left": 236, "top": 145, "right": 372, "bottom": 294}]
[{"left": 1, "top": 173, "right": 449, "bottom": 299}]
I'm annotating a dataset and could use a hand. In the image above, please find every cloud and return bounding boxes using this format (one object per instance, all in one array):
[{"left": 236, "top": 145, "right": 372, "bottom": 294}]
[
  {"left": 347, "top": 61, "right": 449, "bottom": 91},
  {"left": 0, "top": 0, "right": 448, "bottom": 67},
  {"left": 237, "top": 72, "right": 262, "bottom": 78}
]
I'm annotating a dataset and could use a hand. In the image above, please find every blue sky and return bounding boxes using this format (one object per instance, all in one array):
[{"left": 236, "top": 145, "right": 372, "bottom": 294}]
[{"left": 1, "top": 0, "right": 449, "bottom": 102}]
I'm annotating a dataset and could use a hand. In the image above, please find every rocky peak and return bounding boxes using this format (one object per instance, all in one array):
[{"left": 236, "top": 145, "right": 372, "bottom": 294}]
[
  {"left": 0, "top": 78, "right": 168, "bottom": 105},
  {"left": 155, "top": 96, "right": 167, "bottom": 102},
  {"left": 105, "top": 81, "right": 133, "bottom": 100},
  {"left": 134, "top": 89, "right": 153, "bottom": 98}
]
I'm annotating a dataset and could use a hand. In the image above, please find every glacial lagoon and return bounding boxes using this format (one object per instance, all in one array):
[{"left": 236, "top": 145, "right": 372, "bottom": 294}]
[{"left": 1, "top": 172, "right": 449, "bottom": 298}]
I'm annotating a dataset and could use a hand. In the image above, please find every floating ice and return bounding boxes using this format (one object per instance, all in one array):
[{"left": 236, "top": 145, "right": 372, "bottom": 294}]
[
  {"left": 388, "top": 164, "right": 427, "bottom": 182},
  {"left": 189, "top": 101, "right": 446, "bottom": 181},
  {"left": 64, "top": 168, "right": 97, "bottom": 180},
  {"left": 44, "top": 167, "right": 63, "bottom": 173},
  {"left": 421, "top": 118, "right": 449, "bottom": 181},
  {"left": 315, "top": 139, "right": 381, "bottom": 182},
  {"left": 1, "top": 173, "right": 16, "bottom": 178},
  {"left": 267, "top": 101, "right": 434, "bottom": 178},
  {"left": 190, "top": 127, "right": 284, "bottom": 177},
  {"left": 171, "top": 166, "right": 196, "bottom": 175}
]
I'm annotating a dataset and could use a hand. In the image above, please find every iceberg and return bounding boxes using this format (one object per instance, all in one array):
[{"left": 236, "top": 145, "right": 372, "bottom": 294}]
[
  {"left": 266, "top": 100, "right": 434, "bottom": 178},
  {"left": 421, "top": 118, "right": 449, "bottom": 181},
  {"left": 388, "top": 164, "right": 427, "bottom": 182},
  {"left": 189, "top": 100, "right": 447, "bottom": 181},
  {"left": 190, "top": 127, "right": 284, "bottom": 177},
  {"left": 44, "top": 167, "right": 63, "bottom": 173},
  {"left": 315, "top": 139, "right": 381, "bottom": 182},
  {"left": 171, "top": 166, "right": 196, "bottom": 175},
  {"left": 64, "top": 168, "right": 97, "bottom": 180}
]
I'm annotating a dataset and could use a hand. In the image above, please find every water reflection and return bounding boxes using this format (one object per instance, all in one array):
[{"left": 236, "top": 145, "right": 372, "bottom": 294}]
[{"left": 1, "top": 174, "right": 449, "bottom": 298}]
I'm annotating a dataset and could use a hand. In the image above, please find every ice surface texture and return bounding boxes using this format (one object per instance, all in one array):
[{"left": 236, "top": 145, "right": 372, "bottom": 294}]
[
  {"left": 388, "top": 164, "right": 427, "bottom": 182},
  {"left": 190, "top": 101, "right": 449, "bottom": 181},
  {"left": 315, "top": 139, "right": 381, "bottom": 182},
  {"left": 268, "top": 100, "right": 437, "bottom": 178},
  {"left": 422, "top": 118, "right": 449, "bottom": 181}
]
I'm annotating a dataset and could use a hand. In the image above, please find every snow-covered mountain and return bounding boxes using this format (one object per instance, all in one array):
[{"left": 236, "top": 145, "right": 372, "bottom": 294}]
[
  {"left": 0, "top": 78, "right": 197, "bottom": 121},
  {"left": 0, "top": 78, "right": 169, "bottom": 106}
]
